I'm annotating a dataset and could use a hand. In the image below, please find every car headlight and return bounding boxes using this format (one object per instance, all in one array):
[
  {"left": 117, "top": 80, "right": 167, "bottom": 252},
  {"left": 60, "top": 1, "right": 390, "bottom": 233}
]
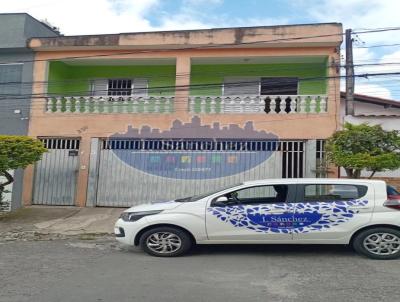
[{"left": 120, "top": 210, "right": 163, "bottom": 222}]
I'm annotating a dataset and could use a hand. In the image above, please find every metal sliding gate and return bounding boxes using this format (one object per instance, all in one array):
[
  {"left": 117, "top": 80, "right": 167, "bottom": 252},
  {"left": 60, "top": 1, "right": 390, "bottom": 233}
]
[
  {"left": 93, "top": 139, "right": 305, "bottom": 207},
  {"left": 32, "top": 138, "right": 80, "bottom": 205}
]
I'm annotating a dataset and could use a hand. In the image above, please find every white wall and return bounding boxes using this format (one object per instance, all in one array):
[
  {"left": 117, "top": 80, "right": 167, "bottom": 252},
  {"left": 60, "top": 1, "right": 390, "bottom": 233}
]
[
  {"left": 0, "top": 171, "right": 13, "bottom": 212},
  {"left": 340, "top": 99, "right": 400, "bottom": 178}
]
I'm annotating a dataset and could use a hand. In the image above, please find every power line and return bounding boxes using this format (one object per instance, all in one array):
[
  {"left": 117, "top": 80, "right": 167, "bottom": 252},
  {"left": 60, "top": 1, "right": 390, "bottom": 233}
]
[
  {"left": 2, "top": 25, "right": 397, "bottom": 67},
  {"left": 5, "top": 70, "right": 400, "bottom": 101},
  {"left": 0, "top": 63, "right": 334, "bottom": 87},
  {"left": 0, "top": 31, "right": 347, "bottom": 65},
  {"left": 355, "top": 43, "right": 400, "bottom": 49},
  {"left": 1, "top": 60, "right": 400, "bottom": 90}
]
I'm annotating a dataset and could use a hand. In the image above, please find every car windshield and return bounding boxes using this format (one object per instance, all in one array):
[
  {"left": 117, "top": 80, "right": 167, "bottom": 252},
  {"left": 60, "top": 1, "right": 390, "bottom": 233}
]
[
  {"left": 175, "top": 184, "right": 242, "bottom": 202},
  {"left": 387, "top": 185, "right": 400, "bottom": 196}
]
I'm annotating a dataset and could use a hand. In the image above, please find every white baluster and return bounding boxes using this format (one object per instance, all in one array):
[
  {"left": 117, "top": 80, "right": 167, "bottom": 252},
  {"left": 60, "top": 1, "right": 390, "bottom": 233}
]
[
  {"left": 200, "top": 97, "right": 207, "bottom": 114},
  {"left": 93, "top": 97, "right": 101, "bottom": 113},
  {"left": 210, "top": 97, "right": 216, "bottom": 114},
  {"left": 83, "top": 97, "right": 90, "bottom": 113},
  {"left": 154, "top": 98, "right": 160, "bottom": 113},
  {"left": 189, "top": 97, "right": 195, "bottom": 113},
  {"left": 299, "top": 96, "right": 307, "bottom": 113},
  {"left": 120, "top": 96, "right": 127, "bottom": 113},
  {"left": 257, "top": 96, "right": 265, "bottom": 113},
  {"left": 46, "top": 98, "right": 53, "bottom": 113},
  {"left": 320, "top": 96, "right": 328, "bottom": 112},
  {"left": 56, "top": 97, "right": 63, "bottom": 113},
  {"left": 130, "top": 97, "right": 137, "bottom": 113},
  {"left": 65, "top": 97, "right": 74, "bottom": 113},
  {"left": 277, "top": 96, "right": 284, "bottom": 114},
  {"left": 246, "top": 96, "right": 254, "bottom": 113},
  {"left": 309, "top": 96, "right": 317, "bottom": 113},
  {"left": 227, "top": 97, "right": 235, "bottom": 113},
  {"left": 144, "top": 98, "right": 150, "bottom": 113},
  {"left": 125, "top": 97, "right": 133, "bottom": 113},
  {"left": 269, "top": 97, "right": 276, "bottom": 114},
  {"left": 220, "top": 97, "right": 226, "bottom": 113},
  {"left": 170, "top": 97, "right": 175, "bottom": 113},
  {"left": 288, "top": 97, "right": 296, "bottom": 114}
]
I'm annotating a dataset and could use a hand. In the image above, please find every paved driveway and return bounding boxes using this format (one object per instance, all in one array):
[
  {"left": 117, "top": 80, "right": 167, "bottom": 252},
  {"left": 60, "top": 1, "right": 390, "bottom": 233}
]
[{"left": 0, "top": 238, "right": 398, "bottom": 302}]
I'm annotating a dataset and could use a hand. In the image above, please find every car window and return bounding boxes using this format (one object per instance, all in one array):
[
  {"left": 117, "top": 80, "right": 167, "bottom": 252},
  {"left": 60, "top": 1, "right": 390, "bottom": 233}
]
[
  {"left": 175, "top": 183, "right": 242, "bottom": 202},
  {"left": 304, "top": 184, "right": 368, "bottom": 202},
  {"left": 387, "top": 185, "right": 400, "bottom": 196},
  {"left": 225, "top": 185, "right": 288, "bottom": 205}
]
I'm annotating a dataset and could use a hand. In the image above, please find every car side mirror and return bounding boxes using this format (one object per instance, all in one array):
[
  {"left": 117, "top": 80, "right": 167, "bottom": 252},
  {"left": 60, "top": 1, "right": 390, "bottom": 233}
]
[{"left": 212, "top": 196, "right": 228, "bottom": 207}]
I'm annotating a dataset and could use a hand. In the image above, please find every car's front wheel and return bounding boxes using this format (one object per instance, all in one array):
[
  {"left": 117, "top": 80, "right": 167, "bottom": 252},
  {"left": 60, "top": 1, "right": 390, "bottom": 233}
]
[
  {"left": 139, "top": 226, "right": 193, "bottom": 257},
  {"left": 353, "top": 227, "right": 400, "bottom": 260}
]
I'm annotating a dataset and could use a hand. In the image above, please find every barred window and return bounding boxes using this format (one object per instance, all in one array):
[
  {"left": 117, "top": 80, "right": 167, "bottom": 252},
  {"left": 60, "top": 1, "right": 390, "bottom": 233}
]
[{"left": 108, "top": 79, "right": 132, "bottom": 96}]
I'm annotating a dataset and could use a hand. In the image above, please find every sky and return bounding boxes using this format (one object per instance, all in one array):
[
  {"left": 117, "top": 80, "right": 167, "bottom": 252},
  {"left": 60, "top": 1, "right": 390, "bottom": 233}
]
[{"left": 2, "top": 0, "right": 400, "bottom": 100}]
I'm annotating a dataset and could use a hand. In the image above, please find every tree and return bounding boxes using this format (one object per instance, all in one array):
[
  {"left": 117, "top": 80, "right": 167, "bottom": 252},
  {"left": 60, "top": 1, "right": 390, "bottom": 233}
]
[
  {"left": 326, "top": 123, "right": 400, "bottom": 178},
  {"left": 0, "top": 136, "right": 47, "bottom": 203}
]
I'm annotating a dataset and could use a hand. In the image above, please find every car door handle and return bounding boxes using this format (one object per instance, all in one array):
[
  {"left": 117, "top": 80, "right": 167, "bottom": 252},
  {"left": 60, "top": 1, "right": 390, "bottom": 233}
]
[{"left": 348, "top": 207, "right": 369, "bottom": 210}]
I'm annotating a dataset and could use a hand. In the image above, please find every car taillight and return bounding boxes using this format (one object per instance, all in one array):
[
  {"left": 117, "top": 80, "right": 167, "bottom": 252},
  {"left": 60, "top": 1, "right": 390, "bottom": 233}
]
[{"left": 384, "top": 199, "right": 400, "bottom": 210}]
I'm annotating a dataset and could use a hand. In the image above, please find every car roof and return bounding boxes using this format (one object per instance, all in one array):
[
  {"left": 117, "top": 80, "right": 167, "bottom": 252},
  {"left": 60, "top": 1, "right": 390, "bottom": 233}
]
[{"left": 243, "top": 178, "right": 386, "bottom": 185}]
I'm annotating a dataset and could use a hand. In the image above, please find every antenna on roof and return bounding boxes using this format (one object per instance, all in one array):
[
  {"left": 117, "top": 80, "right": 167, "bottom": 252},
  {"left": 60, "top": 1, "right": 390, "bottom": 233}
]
[{"left": 40, "top": 18, "right": 61, "bottom": 35}]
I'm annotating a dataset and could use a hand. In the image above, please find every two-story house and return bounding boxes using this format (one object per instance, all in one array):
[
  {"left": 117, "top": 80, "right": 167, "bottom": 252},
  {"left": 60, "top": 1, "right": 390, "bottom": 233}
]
[
  {"left": 0, "top": 13, "right": 59, "bottom": 211},
  {"left": 22, "top": 23, "right": 343, "bottom": 207}
]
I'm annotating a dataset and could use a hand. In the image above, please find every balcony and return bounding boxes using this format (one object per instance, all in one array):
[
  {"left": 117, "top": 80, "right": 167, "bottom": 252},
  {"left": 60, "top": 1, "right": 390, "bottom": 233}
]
[
  {"left": 188, "top": 95, "right": 328, "bottom": 114},
  {"left": 46, "top": 96, "right": 175, "bottom": 114},
  {"left": 45, "top": 94, "right": 327, "bottom": 114}
]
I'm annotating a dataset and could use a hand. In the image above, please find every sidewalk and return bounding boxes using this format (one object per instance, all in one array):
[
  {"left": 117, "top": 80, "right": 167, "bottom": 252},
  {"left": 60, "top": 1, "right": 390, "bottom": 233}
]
[{"left": 0, "top": 206, "right": 124, "bottom": 241}]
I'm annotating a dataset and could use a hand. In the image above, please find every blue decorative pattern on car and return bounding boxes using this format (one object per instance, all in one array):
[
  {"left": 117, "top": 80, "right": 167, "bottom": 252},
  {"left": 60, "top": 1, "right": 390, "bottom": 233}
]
[{"left": 208, "top": 200, "right": 368, "bottom": 233}]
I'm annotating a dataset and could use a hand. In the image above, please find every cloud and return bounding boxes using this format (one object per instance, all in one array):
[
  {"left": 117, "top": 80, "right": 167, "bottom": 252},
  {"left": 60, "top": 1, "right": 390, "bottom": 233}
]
[
  {"left": 0, "top": 0, "right": 289, "bottom": 35},
  {"left": 0, "top": 0, "right": 159, "bottom": 35},
  {"left": 354, "top": 83, "right": 392, "bottom": 99},
  {"left": 308, "top": 0, "right": 400, "bottom": 44}
]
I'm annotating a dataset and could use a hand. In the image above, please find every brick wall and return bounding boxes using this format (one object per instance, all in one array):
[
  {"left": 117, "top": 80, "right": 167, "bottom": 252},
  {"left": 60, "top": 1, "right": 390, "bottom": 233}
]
[{"left": 371, "top": 177, "right": 400, "bottom": 190}]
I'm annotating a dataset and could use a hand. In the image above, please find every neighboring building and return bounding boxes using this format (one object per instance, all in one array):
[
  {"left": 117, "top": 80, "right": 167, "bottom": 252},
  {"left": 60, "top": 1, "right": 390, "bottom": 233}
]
[
  {"left": 0, "top": 13, "right": 59, "bottom": 211},
  {"left": 340, "top": 92, "right": 400, "bottom": 187},
  {"left": 23, "top": 23, "right": 343, "bottom": 207}
]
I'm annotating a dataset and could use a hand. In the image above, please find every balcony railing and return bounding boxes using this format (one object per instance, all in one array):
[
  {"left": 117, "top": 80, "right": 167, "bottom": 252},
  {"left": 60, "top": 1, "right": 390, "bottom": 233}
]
[
  {"left": 45, "top": 95, "right": 328, "bottom": 114},
  {"left": 46, "top": 96, "right": 175, "bottom": 114},
  {"left": 188, "top": 95, "right": 328, "bottom": 114}
]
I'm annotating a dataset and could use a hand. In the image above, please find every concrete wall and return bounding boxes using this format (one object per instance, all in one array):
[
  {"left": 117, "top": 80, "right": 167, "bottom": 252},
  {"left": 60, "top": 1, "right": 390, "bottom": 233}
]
[
  {"left": 23, "top": 24, "right": 342, "bottom": 207},
  {"left": 0, "top": 14, "right": 57, "bottom": 48},
  {"left": 340, "top": 100, "right": 400, "bottom": 182},
  {"left": 0, "top": 13, "right": 58, "bottom": 210}
]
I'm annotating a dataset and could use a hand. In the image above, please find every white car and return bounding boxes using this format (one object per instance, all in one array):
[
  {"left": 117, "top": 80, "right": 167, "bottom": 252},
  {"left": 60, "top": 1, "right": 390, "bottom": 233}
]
[{"left": 114, "top": 178, "right": 400, "bottom": 259}]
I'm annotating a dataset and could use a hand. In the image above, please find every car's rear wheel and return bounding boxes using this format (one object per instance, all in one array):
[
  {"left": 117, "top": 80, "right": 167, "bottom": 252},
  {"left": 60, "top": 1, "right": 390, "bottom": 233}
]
[
  {"left": 353, "top": 227, "right": 400, "bottom": 260},
  {"left": 139, "top": 226, "right": 193, "bottom": 257}
]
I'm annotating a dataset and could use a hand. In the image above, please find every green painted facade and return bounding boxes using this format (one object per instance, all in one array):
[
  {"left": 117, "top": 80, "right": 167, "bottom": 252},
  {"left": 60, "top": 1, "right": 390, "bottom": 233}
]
[
  {"left": 190, "top": 62, "right": 327, "bottom": 95},
  {"left": 47, "top": 60, "right": 328, "bottom": 96},
  {"left": 47, "top": 62, "right": 176, "bottom": 96}
]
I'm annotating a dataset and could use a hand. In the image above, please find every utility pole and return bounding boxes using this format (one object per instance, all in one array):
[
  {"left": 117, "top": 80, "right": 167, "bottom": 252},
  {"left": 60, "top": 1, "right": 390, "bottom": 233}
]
[{"left": 345, "top": 28, "right": 355, "bottom": 115}]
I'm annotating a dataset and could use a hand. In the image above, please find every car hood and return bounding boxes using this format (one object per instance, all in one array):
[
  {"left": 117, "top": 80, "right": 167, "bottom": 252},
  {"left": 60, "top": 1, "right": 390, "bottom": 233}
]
[{"left": 124, "top": 200, "right": 181, "bottom": 213}]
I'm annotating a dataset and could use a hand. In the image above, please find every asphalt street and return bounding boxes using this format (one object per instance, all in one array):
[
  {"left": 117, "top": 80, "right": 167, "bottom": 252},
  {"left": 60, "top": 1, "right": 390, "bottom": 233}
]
[{"left": 1, "top": 237, "right": 399, "bottom": 302}]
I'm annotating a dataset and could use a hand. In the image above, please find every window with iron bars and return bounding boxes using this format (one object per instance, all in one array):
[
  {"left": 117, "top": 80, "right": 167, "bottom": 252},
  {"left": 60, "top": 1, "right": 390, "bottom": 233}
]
[
  {"left": 108, "top": 79, "right": 133, "bottom": 96},
  {"left": 316, "top": 139, "right": 328, "bottom": 178}
]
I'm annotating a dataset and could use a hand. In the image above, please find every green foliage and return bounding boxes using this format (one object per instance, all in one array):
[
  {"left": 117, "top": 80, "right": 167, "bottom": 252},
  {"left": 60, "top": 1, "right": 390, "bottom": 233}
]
[
  {"left": 0, "top": 136, "right": 47, "bottom": 205},
  {"left": 0, "top": 136, "right": 47, "bottom": 172},
  {"left": 326, "top": 123, "right": 400, "bottom": 178}
]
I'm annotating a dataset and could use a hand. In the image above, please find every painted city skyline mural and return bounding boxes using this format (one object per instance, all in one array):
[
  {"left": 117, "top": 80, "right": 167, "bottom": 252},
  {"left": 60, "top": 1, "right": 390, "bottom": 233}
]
[{"left": 109, "top": 116, "right": 279, "bottom": 179}]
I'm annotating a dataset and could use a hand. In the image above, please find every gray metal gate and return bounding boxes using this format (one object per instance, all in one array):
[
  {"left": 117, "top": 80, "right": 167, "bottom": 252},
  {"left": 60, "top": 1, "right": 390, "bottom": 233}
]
[
  {"left": 90, "top": 139, "right": 305, "bottom": 207},
  {"left": 32, "top": 138, "right": 80, "bottom": 205}
]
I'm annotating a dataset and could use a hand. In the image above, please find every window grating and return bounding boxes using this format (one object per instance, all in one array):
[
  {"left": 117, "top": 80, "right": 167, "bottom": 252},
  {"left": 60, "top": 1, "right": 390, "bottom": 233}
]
[
  {"left": 107, "top": 79, "right": 132, "bottom": 96},
  {"left": 40, "top": 138, "right": 80, "bottom": 150},
  {"left": 102, "top": 139, "right": 281, "bottom": 152},
  {"left": 316, "top": 139, "right": 328, "bottom": 178}
]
